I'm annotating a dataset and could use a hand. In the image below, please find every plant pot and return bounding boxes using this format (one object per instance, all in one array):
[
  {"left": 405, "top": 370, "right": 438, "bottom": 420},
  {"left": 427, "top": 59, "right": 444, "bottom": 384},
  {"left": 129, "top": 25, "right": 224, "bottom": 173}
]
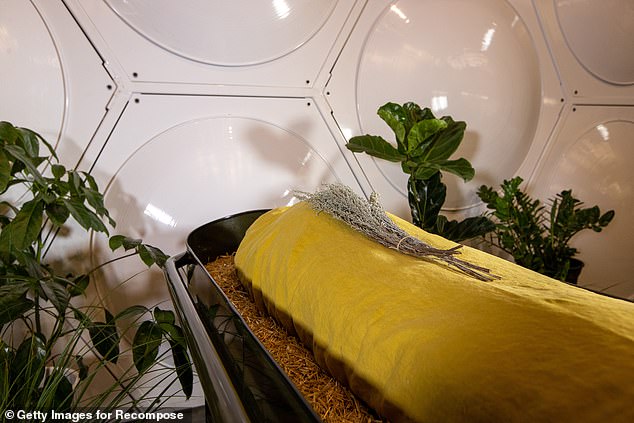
[{"left": 565, "top": 258, "right": 585, "bottom": 284}]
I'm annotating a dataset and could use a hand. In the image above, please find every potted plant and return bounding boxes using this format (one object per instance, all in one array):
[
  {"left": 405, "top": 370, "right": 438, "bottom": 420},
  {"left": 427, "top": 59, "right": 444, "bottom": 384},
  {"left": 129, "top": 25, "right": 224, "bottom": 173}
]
[
  {"left": 477, "top": 176, "right": 615, "bottom": 283},
  {"left": 346, "top": 102, "right": 494, "bottom": 242},
  {"left": 0, "top": 121, "right": 192, "bottom": 414}
]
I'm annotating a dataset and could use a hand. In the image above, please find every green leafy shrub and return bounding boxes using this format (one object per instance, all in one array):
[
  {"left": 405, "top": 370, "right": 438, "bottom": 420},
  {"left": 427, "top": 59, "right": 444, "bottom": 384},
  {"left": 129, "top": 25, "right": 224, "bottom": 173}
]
[
  {"left": 0, "top": 121, "right": 192, "bottom": 413},
  {"left": 346, "top": 102, "right": 494, "bottom": 242},
  {"left": 477, "top": 176, "right": 615, "bottom": 281}
]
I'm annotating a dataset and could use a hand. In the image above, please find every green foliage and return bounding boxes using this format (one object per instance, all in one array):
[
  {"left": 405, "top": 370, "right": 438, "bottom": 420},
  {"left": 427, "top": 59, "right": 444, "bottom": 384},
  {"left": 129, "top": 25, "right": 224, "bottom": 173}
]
[
  {"left": 346, "top": 102, "right": 494, "bottom": 242},
  {"left": 478, "top": 176, "right": 615, "bottom": 281},
  {"left": 347, "top": 102, "right": 474, "bottom": 181},
  {"left": 0, "top": 121, "right": 192, "bottom": 413}
]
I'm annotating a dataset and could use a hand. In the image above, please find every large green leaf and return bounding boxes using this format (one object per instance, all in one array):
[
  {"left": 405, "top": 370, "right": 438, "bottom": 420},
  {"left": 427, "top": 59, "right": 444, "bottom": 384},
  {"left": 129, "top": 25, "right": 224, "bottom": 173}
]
[
  {"left": 435, "top": 158, "right": 475, "bottom": 182},
  {"left": 51, "top": 164, "right": 65, "bottom": 180},
  {"left": 16, "top": 251, "right": 46, "bottom": 279},
  {"left": 82, "top": 181, "right": 113, "bottom": 227},
  {"left": 88, "top": 311, "right": 120, "bottom": 363},
  {"left": 0, "top": 149, "right": 11, "bottom": 193},
  {"left": 67, "top": 273, "right": 90, "bottom": 297},
  {"left": 13, "top": 336, "right": 47, "bottom": 379},
  {"left": 44, "top": 369, "right": 74, "bottom": 412},
  {"left": 74, "top": 355, "right": 88, "bottom": 381},
  {"left": 0, "top": 284, "right": 34, "bottom": 324},
  {"left": 170, "top": 339, "right": 193, "bottom": 399},
  {"left": 67, "top": 171, "right": 82, "bottom": 196},
  {"left": 0, "top": 121, "right": 19, "bottom": 144},
  {"left": 407, "top": 119, "right": 448, "bottom": 154},
  {"left": 154, "top": 307, "right": 175, "bottom": 326},
  {"left": 138, "top": 244, "right": 169, "bottom": 267},
  {"left": 108, "top": 236, "right": 169, "bottom": 267},
  {"left": 598, "top": 210, "right": 615, "bottom": 227},
  {"left": 412, "top": 163, "right": 441, "bottom": 180},
  {"left": 38, "top": 279, "right": 70, "bottom": 315},
  {"left": 158, "top": 321, "right": 187, "bottom": 350},
  {"left": 2, "top": 144, "right": 46, "bottom": 185},
  {"left": 62, "top": 197, "right": 108, "bottom": 234},
  {"left": 0, "top": 198, "right": 44, "bottom": 254},
  {"left": 109, "top": 235, "right": 141, "bottom": 251},
  {"left": 18, "top": 128, "right": 40, "bottom": 158},
  {"left": 419, "top": 119, "right": 466, "bottom": 162},
  {"left": 83, "top": 187, "right": 108, "bottom": 217},
  {"left": 407, "top": 119, "right": 447, "bottom": 157},
  {"left": 377, "top": 102, "right": 407, "bottom": 150},
  {"left": 346, "top": 135, "right": 405, "bottom": 162},
  {"left": 133, "top": 320, "right": 163, "bottom": 373},
  {"left": 114, "top": 305, "right": 149, "bottom": 321},
  {"left": 45, "top": 201, "right": 70, "bottom": 227},
  {"left": 403, "top": 102, "right": 435, "bottom": 125},
  {"left": 157, "top": 315, "right": 192, "bottom": 398},
  {"left": 81, "top": 171, "right": 99, "bottom": 191},
  {"left": 11, "top": 335, "right": 47, "bottom": 407},
  {"left": 30, "top": 127, "right": 57, "bottom": 160}
]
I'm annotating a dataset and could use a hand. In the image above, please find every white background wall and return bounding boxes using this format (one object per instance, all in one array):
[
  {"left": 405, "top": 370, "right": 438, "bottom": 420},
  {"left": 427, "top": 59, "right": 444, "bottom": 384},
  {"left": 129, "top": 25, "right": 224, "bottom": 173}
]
[{"left": 2, "top": 1, "right": 632, "bottom": 299}]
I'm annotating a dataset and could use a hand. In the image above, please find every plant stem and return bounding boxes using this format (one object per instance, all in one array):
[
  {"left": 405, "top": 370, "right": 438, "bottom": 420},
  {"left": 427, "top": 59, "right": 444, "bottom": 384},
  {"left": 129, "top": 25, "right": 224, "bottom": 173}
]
[
  {"left": 34, "top": 292, "right": 42, "bottom": 335},
  {"left": 88, "top": 252, "right": 139, "bottom": 274}
]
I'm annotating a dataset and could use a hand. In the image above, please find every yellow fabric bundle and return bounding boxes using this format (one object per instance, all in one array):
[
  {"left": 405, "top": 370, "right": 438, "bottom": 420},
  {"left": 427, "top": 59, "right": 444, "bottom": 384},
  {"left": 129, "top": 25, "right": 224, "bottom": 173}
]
[{"left": 234, "top": 202, "right": 634, "bottom": 422}]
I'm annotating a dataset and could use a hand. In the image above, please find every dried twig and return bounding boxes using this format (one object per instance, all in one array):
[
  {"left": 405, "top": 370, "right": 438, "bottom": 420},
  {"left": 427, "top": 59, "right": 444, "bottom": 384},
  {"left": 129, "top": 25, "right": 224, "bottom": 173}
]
[{"left": 295, "top": 184, "right": 498, "bottom": 281}]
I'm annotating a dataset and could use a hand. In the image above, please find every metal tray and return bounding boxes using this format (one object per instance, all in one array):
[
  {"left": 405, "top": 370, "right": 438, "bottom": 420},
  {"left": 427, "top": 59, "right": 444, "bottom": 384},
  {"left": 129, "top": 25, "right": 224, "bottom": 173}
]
[{"left": 163, "top": 210, "right": 321, "bottom": 423}]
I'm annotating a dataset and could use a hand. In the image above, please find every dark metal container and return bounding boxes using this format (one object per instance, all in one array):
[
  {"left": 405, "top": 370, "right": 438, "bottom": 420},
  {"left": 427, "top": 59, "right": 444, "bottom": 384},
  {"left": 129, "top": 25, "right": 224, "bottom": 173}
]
[{"left": 163, "top": 210, "right": 321, "bottom": 423}]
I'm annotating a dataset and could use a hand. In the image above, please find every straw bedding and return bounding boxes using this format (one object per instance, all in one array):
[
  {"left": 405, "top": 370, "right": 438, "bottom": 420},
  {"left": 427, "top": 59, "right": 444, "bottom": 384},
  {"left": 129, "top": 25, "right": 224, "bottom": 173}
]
[{"left": 206, "top": 255, "right": 387, "bottom": 423}]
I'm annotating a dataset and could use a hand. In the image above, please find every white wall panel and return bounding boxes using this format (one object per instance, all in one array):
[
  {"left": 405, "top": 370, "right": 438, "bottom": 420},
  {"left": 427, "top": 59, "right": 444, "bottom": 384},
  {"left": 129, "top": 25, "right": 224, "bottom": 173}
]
[
  {"left": 3, "top": 0, "right": 631, "bottom": 335},
  {"left": 65, "top": 0, "right": 360, "bottom": 89},
  {"left": 529, "top": 0, "right": 634, "bottom": 295},
  {"left": 79, "top": 93, "right": 363, "bottom": 407},
  {"left": 85, "top": 93, "right": 362, "bottom": 339},
  {"left": 105, "top": 0, "right": 337, "bottom": 66},
  {"left": 534, "top": 0, "right": 634, "bottom": 102},
  {"left": 0, "top": 1, "right": 64, "bottom": 144},
  {"left": 0, "top": 0, "right": 113, "bottom": 167},
  {"left": 327, "top": 0, "right": 564, "bottom": 219},
  {"left": 2, "top": 0, "right": 632, "bottom": 403},
  {"left": 530, "top": 106, "right": 634, "bottom": 299},
  {"left": 555, "top": 0, "right": 634, "bottom": 85}
]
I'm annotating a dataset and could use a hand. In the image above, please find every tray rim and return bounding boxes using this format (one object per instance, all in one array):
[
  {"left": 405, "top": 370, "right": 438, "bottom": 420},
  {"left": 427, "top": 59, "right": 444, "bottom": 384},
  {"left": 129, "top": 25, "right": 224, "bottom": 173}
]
[{"left": 164, "top": 209, "right": 321, "bottom": 423}]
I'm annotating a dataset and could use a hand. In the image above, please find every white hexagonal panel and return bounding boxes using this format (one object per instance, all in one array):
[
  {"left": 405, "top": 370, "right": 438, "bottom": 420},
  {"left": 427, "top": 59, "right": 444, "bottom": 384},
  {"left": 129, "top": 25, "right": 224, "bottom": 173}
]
[
  {"left": 0, "top": 0, "right": 113, "bottom": 166},
  {"left": 86, "top": 94, "right": 361, "bottom": 323},
  {"left": 9, "top": 0, "right": 631, "bottom": 407},
  {"left": 327, "top": 0, "right": 563, "bottom": 219},
  {"left": 555, "top": 0, "right": 634, "bottom": 85},
  {"left": 66, "top": 0, "right": 358, "bottom": 88},
  {"left": 0, "top": 1, "right": 64, "bottom": 144},
  {"left": 106, "top": 0, "right": 337, "bottom": 66},
  {"left": 530, "top": 106, "right": 634, "bottom": 299},
  {"left": 534, "top": 0, "right": 634, "bottom": 101}
]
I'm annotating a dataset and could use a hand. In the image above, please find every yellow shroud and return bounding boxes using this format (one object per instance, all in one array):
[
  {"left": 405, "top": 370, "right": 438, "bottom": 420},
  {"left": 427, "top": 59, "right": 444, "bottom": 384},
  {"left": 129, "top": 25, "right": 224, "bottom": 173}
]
[{"left": 234, "top": 202, "right": 634, "bottom": 422}]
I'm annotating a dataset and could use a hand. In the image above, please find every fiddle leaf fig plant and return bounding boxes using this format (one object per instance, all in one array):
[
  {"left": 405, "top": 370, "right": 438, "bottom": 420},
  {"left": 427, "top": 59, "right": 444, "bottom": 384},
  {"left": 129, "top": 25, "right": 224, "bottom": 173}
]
[
  {"left": 477, "top": 176, "right": 615, "bottom": 282},
  {"left": 346, "top": 102, "right": 494, "bottom": 242},
  {"left": 0, "top": 121, "right": 192, "bottom": 413}
]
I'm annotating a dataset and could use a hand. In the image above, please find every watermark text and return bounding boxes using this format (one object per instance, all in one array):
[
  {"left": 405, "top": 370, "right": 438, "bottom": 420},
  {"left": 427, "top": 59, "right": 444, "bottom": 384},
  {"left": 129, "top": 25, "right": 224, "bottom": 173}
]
[{"left": 4, "top": 408, "right": 187, "bottom": 422}]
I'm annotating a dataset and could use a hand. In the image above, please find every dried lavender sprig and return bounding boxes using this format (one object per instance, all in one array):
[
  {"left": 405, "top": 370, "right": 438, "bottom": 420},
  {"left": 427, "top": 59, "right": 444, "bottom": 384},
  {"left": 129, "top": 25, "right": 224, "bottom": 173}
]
[{"left": 295, "top": 184, "right": 498, "bottom": 281}]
